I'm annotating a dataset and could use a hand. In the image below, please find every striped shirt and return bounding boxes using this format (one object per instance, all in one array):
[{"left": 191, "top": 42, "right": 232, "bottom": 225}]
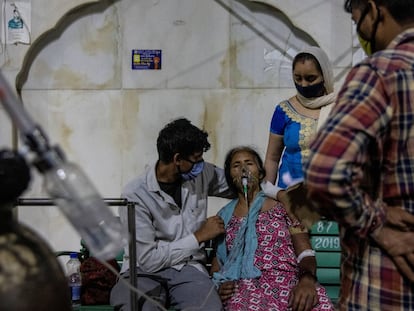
[{"left": 304, "top": 28, "right": 414, "bottom": 310}]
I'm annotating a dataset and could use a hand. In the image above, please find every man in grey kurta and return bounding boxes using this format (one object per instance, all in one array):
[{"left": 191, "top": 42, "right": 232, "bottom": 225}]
[{"left": 110, "top": 118, "right": 233, "bottom": 310}]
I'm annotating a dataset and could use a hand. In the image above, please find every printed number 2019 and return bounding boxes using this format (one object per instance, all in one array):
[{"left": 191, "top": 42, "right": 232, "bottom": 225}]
[{"left": 314, "top": 237, "right": 340, "bottom": 250}]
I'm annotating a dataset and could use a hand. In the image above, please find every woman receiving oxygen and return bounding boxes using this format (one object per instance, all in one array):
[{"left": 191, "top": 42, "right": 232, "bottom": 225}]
[{"left": 210, "top": 146, "right": 334, "bottom": 311}]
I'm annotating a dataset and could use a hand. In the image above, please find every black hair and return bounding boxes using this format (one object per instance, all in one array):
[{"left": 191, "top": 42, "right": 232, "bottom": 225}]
[
  {"left": 344, "top": 0, "right": 365, "bottom": 12},
  {"left": 292, "top": 52, "right": 323, "bottom": 75},
  {"left": 344, "top": 0, "right": 414, "bottom": 25},
  {"left": 156, "top": 118, "right": 210, "bottom": 163},
  {"left": 224, "top": 146, "right": 266, "bottom": 194}
]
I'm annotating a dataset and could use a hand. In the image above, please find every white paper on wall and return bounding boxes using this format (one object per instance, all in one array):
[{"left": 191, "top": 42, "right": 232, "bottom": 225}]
[{"left": 1, "top": 0, "right": 31, "bottom": 44}]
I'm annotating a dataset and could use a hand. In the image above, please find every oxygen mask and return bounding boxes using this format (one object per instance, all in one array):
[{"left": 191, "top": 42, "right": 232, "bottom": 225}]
[{"left": 240, "top": 167, "right": 254, "bottom": 208}]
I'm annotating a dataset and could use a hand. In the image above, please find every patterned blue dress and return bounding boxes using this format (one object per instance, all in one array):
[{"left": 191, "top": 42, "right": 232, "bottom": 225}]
[{"left": 270, "top": 100, "right": 318, "bottom": 188}]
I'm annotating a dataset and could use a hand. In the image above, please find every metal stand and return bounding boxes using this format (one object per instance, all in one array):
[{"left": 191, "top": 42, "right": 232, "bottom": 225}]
[
  {"left": 127, "top": 201, "right": 137, "bottom": 311},
  {"left": 16, "top": 198, "right": 138, "bottom": 311}
]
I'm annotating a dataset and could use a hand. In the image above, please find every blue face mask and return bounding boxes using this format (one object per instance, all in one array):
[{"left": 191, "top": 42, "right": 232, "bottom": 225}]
[
  {"left": 295, "top": 81, "right": 325, "bottom": 98},
  {"left": 181, "top": 160, "right": 204, "bottom": 181}
]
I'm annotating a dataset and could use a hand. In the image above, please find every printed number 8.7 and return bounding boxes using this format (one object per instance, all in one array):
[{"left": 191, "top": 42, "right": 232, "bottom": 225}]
[{"left": 316, "top": 221, "right": 333, "bottom": 233}]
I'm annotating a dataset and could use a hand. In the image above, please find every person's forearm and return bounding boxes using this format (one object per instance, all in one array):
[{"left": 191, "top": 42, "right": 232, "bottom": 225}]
[
  {"left": 290, "top": 232, "right": 312, "bottom": 257},
  {"left": 264, "top": 133, "right": 284, "bottom": 184},
  {"left": 291, "top": 231, "right": 317, "bottom": 280},
  {"left": 138, "top": 234, "right": 200, "bottom": 272},
  {"left": 210, "top": 257, "right": 220, "bottom": 276},
  {"left": 264, "top": 161, "right": 278, "bottom": 184},
  {"left": 298, "top": 256, "right": 317, "bottom": 275}
]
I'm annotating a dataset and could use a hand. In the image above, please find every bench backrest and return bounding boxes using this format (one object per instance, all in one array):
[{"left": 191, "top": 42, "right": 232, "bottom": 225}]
[{"left": 310, "top": 220, "right": 341, "bottom": 304}]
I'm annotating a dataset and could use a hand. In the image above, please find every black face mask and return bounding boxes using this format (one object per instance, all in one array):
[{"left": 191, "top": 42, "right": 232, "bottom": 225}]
[{"left": 295, "top": 81, "right": 325, "bottom": 98}]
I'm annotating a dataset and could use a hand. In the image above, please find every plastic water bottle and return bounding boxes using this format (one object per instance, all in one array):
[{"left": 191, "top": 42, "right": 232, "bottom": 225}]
[
  {"left": 66, "top": 252, "right": 82, "bottom": 309},
  {"left": 43, "top": 161, "right": 127, "bottom": 260}
]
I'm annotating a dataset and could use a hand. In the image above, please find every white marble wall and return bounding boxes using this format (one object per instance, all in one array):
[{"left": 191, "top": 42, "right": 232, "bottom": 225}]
[{"left": 0, "top": 0, "right": 356, "bottom": 254}]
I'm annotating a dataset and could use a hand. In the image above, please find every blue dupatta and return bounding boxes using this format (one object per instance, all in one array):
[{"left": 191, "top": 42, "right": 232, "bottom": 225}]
[{"left": 212, "top": 191, "right": 266, "bottom": 287}]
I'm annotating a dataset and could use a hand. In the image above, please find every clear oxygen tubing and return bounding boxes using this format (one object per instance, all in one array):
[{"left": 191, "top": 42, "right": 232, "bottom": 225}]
[
  {"left": 241, "top": 167, "right": 249, "bottom": 208},
  {"left": 0, "top": 70, "right": 126, "bottom": 260},
  {"left": 242, "top": 176, "right": 248, "bottom": 206}
]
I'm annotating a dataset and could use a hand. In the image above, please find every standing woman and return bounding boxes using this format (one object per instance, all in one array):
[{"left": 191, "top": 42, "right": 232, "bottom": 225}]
[{"left": 262, "top": 46, "right": 336, "bottom": 224}]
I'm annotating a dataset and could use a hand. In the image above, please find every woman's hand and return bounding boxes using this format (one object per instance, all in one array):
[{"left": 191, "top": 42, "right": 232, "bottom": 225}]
[
  {"left": 288, "top": 274, "right": 318, "bottom": 311},
  {"left": 261, "top": 180, "right": 281, "bottom": 200},
  {"left": 218, "top": 281, "right": 237, "bottom": 301}
]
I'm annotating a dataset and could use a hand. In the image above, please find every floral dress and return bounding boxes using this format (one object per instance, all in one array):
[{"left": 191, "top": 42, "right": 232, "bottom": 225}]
[{"left": 223, "top": 203, "right": 334, "bottom": 311}]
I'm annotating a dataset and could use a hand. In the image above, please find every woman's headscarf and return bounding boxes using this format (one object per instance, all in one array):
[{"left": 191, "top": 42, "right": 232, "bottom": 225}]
[
  {"left": 295, "top": 46, "right": 337, "bottom": 131},
  {"left": 301, "top": 46, "right": 334, "bottom": 94}
]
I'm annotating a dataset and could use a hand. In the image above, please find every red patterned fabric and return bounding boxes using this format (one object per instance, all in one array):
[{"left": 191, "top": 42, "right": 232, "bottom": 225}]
[
  {"left": 80, "top": 257, "right": 120, "bottom": 305},
  {"left": 223, "top": 204, "right": 334, "bottom": 311}
]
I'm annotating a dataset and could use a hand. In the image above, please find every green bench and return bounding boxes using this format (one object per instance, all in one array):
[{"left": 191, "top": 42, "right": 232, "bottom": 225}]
[{"left": 310, "top": 220, "right": 341, "bottom": 305}]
